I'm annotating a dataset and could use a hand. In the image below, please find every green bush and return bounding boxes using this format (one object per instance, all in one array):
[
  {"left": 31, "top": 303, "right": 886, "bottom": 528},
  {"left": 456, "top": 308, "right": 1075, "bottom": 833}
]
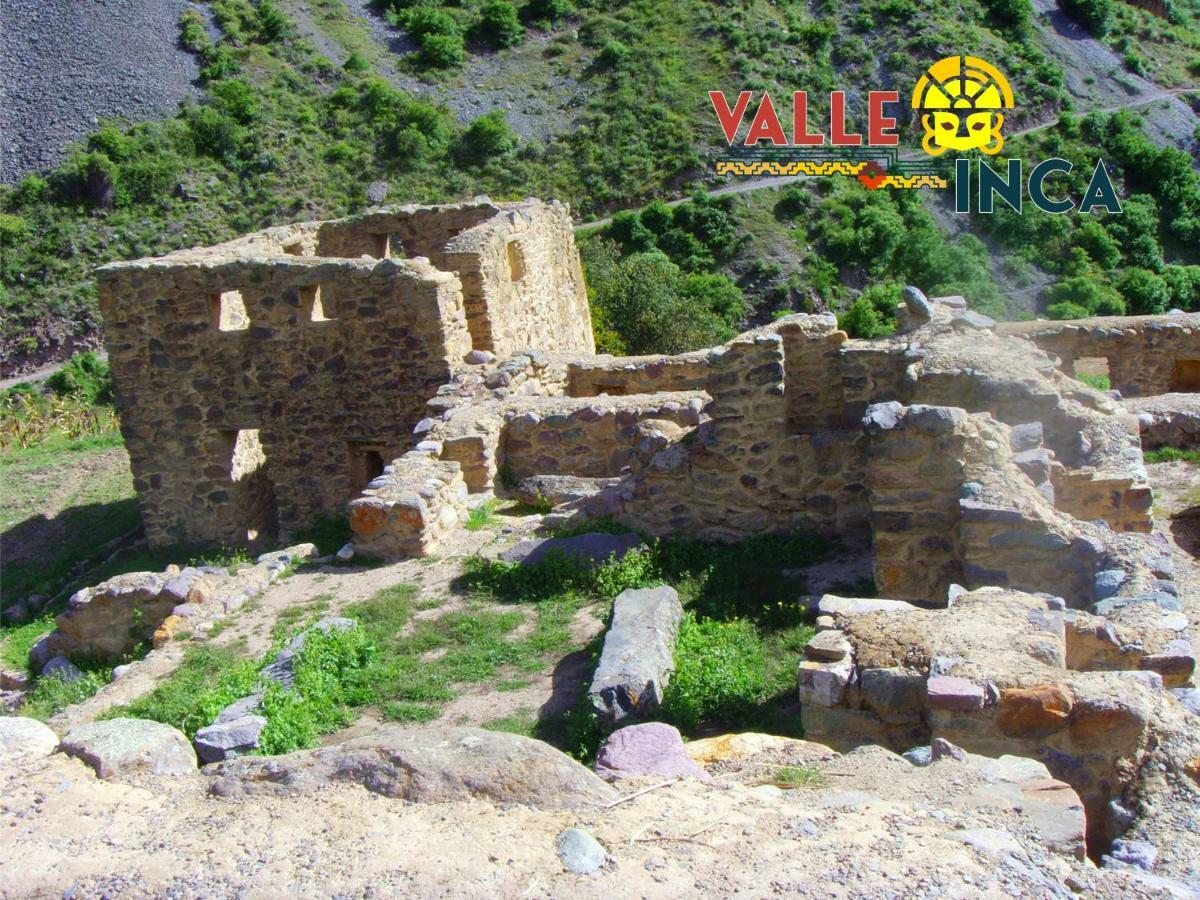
[
  {"left": 585, "top": 247, "right": 743, "bottom": 354},
  {"left": 1057, "top": 0, "right": 1111, "bottom": 35},
  {"left": 837, "top": 284, "right": 899, "bottom": 338},
  {"left": 453, "top": 110, "right": 517, "bottom": 166},
  {"left": 256, "top": 0, "right": 291, "bottom": 42},
  {"left": 419, "top": 32, "right": 467, "bottom": 68},
  {"left": 659, "top": 614, "right": 769, "bottom": 731},
  {"left": 343, "top": 50, "right": 370, "bottom": 73},
  {"left": 476, "top": 1, "right": 523, "bottom": 48},
  {"left": 1046, "top": 301, "right": 1091, "bottom": 320},
  {"left": 524, "top": 0, "right": 574, "bottom": 25},
  {"left": 179, "top": 9, "right": 211, "bottom": 54},
  {"left": 19, "top": 670, "right": 109, "bottom": 721},
  {"left": 1163, "top": 265, "right": 1200, "bottom": 310},
  {"left": 46, "top": 352, "right": 114, "bottom": 405},
  {"left": 1118, "top": 268, "right": 1170, "bottom": 315},
  {"left": 1044, "top": 276, "right": 1124, "bottom": 316}
]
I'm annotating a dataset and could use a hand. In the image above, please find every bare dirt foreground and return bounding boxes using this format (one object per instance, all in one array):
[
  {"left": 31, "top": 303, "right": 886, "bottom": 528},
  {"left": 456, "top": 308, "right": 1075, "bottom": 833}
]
[
  {"left": 1, "top": 464, "right": 1198, "bottom": 898},
  {"left": 0, "top": 739, "right": 1157, "bottom": 898}
]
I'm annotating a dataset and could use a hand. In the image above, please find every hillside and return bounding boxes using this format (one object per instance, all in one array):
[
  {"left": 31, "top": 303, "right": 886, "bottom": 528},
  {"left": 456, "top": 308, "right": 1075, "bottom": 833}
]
[{"left": 1, "top": 0, "right": 1198, "bottom": 375}]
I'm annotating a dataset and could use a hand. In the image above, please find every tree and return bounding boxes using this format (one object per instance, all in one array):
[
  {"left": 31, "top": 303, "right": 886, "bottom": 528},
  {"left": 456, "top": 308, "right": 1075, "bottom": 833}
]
[
  {"left": 586, "top": 249, "right": 743, "bottom": 354},
  {"left": 1117, "top": 268, "right": 1170, "bottom": 315},
  {"left": 475, "top": 1, "right": 523, "bottom": 48},
  {"left": 1162, "top": 265, "right": 1200, "bottom": 311}
]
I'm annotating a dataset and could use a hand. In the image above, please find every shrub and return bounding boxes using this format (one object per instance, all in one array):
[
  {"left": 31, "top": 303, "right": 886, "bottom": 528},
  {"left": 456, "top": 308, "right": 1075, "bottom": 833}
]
[
  {"left": 419, "top": 32, "right": 467, "bottom": 68},
  {"left": 343, "top": 50, "right": 370, "bottom": 73},
  {"left": 210, "top": 79, "right": 260, "bottom": 124},
  {"left": 256, "top": 0, "right": 291, "bottom": 42},
  {"left": 1162, "top": 265, "right": 1200, "bottom": 311},
  {"left": 1057, "top": 0, "right": 1111, "bottom": 35},
  {"left": 405, "top": 7, "right": 460, "bottom": 38},
  {"left": 523, "top": 0, "right": 574, "bottom": 25},
  {"left": 185, "top": 107, "right": 245, "bottom": 161},
  {"left": 475, "top": 1, "right": 523, "bottom": 48},
  {"left": 1117, "top": 268, "right": 1170, "bottom": 315},
  {"left": 20, "top": 670, "right": 109, "bottom": 721},
  {"left": 46, "top": 352, "right": 114, "bottom": 405},
  {"left": 452, "top": 110, "right": 517, "bottom": 166},
  {"left": 1044, "top": 276, "right": 1124, "bottom": 316},
  {"left": 598, "top": 40, "right": 630, "bottom": 67},
  {"left": 659, "top": 614, "right": 769, "bottom": 731},
  {"left": 1046, "top": 301, "right": 1090, "bottom": 320},
  {"left": 179, "top": 9, "right": 211, "bottom": 53},
  {"left": 982, "top": 0, "right": 1032, "bottom": 31}
]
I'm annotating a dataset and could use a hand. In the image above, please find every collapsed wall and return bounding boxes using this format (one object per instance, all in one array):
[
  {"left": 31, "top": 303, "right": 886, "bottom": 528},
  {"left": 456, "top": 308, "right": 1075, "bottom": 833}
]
[{"left": 97, "top": 199, "right": 593, "bottom": 547}]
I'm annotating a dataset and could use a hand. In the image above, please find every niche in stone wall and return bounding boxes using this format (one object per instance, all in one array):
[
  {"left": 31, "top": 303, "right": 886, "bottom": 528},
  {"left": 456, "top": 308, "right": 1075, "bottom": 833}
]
[
  {"left": 302, "top": 284, "right": 334, "bottom": 322},
  {"left": 1172, "top": 359, "right": 1200, "bottom": 392},
  {"left": 217, "top": 428, "right": 278, "bottom": 544},
  {"left": 348, "top": 441, "right": 387, "bottom": 496},
  {"left": 506, "top": 239, "right": 526, "bottom": 282},
  {"left": 211, "top": 290, "right": 250, "bottom": 332}
]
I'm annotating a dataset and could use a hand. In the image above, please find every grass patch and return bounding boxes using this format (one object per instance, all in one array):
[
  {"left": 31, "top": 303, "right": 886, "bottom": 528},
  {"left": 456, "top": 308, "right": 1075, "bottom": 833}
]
[
  {"left": 771, "top": 765, "right": 826, "bottom": 788},
  {"left": 1145, "top": 447, "right": 1200, "bottom": 465},
  {"left": 483, "top": 711, "right": 537, "bottom": 737},
  {"left": 109, "top": 641, "right": 260, "bottom": 737},
  {"left": 1075, "top": 373, "right": 1111, "bottom": 391},
  {"left": 659, "top": 614, "right": 769, "bottom": 731},
  {"left": 18, "top": 669, "right": 110, "bottom": 721},
  {"left": 464, "top": 498, "right": 502, "bottom": 531},
  {"left": 0, "top": 615, "right": 56, "bottom": 673}
]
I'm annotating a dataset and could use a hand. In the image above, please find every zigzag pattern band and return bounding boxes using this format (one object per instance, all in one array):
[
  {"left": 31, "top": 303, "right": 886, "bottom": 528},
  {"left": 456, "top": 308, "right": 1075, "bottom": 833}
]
[
  {"left": 873, "top": 174, "right": 948, "bottom": 189},
  {"left": 715, "top": 160, "right": 868, "bottom": 176}
]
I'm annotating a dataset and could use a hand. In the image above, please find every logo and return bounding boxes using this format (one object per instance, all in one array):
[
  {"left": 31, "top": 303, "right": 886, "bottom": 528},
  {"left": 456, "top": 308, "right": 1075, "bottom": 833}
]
[
  {"left": 708, "top": 56, "right": 1122, "bottom": 214},
  {"left": 912, "top": 55, "right": 1012, "bottom": 157}
]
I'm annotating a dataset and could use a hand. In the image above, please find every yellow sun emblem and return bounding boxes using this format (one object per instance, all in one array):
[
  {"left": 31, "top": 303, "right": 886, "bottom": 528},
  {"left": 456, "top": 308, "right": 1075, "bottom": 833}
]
[{"left": 912, "top": 55, "right": 1014, "bottom": 156}]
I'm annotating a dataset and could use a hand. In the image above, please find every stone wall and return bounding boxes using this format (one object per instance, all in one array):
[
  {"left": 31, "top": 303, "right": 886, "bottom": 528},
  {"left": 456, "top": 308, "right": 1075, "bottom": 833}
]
[
  {"left": 501, "top": 392, "right": 705, "bottom": 482},
  {"left": 98, "top": 199, "right": 593, "bottom": 547},
  {"left": 996, "top": 314, "right": 1200, "bottom": 398},
  {"left": 347, "top": 453, "right": 469, "bottom": 559},
  {"left": 567, "top": 351, "right": 711, "bottom": 397}
]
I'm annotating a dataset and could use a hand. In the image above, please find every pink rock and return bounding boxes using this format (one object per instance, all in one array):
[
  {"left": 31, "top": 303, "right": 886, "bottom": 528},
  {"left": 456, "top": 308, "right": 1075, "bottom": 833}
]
[
  {"left": 927, "top": 675, "right": 986, "bottom": 711},
  {"left": 594, "top": 723, "right": 709, "bottom": 782}
]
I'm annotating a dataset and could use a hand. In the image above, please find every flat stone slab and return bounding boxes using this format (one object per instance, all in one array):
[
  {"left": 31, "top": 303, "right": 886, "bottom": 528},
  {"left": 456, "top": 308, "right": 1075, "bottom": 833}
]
[
  {"left": 0, "top": 717, "right": 59, "bottom": 762},
  {"left": 594, "top": 722, "right": 707, "bottom": 782},
  {"left": 817, "top": 595, "right": 920, "bottom": 617},
  {"left": 61, "top": 718, "right": 196, "bottom": 779},
  {"left": 589, "top": 586, "right": 682, "bottom": 726},
  {"left": 515, "top": 474, "right": 620, "bottom": 509},
  {"left": 499, "top": 532, "right": 645, "bottom": 568}
]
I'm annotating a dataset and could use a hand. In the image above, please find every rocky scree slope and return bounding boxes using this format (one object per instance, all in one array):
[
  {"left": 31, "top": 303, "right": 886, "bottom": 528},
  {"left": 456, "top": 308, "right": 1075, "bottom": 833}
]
[{"left": 0, "top": 0, "right": 206, "bottom": 183}]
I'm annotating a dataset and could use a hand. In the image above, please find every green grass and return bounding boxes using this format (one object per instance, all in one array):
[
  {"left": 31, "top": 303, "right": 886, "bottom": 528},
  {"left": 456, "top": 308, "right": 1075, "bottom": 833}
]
[
  {"left": 483, "top": 710, "right": 537, "bottom": 737},
  {"left": 772, "top": 765, "right": 826, "bottom": 788},
  {"left": 1075, "top": 372, "right": 1111, "bottom": 391},
  {"left": 464, "top": 498, "right": 502, "bottom": 531},
  {"left": 1144, "top": 447, "right": 1200, "bottom": 465},
  {"left": 18, "top": 669, "right": 110, "bottom": 721}
]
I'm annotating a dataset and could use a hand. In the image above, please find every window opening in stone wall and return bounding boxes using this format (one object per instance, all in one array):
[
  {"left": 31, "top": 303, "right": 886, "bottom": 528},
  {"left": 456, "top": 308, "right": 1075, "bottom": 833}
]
[
  {"left": 506, "top": 239, "right": 526, "bottom": 282},
  {"left": 348, "top": 442, "right": 387, "bottom": 496},
  {"left": 303, "top": 284, "right": 334, "bottom": 322},
  {"left": 371, "top": 233, "right": 397, "bottom": 259},
  {"left": 211, "top": 290, "right": 250, "bottom": 332},
  {"left": 1171, "top": 359, "right": 1200, "bottom": 392},
  {"left": 1072, "top": 357, "right": 1110, "bottom": 384},
  {"left": 218, "top": 428, "right": 278, "bottom": 544}
]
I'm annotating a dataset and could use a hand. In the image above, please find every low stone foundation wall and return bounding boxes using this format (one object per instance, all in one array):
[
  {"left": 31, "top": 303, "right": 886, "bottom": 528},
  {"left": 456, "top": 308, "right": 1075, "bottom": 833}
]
[
  {"left": 1123, "top": 393, "right": 1200, "bottom": 450},
  {"left": 567, "top": 352, "right": 710, "bottom": 397},
  {"left": 347, "top": 453, "right": 469, "bottom": 558},
  {"left": 996, "top": 314, "right": 1200, "bottom": 398},
  {"left": 501, "top": 392, "right": 705, "bottom": 481}
]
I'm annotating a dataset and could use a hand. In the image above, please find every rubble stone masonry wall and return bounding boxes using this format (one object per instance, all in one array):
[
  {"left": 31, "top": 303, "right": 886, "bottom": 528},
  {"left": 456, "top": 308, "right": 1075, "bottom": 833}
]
[
  {"left": 996, "top": 314, "right": 1200, "bottom": 397},
  {"left": 98, "top": 199, "right": 592, "bottom": 547}
]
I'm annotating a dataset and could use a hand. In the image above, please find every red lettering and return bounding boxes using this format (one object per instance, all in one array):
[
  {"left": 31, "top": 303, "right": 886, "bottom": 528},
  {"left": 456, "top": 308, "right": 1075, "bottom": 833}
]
[
  {"left": 830, "top": 91, "right": 862, "bottom": 146},
  {"left": 868, "top": 91, "right": 899, "bottom": 146},
  {"left": 708, "top": 91, "right": 752, "bottom": 145},
  {"left": 791, "top": 91, "right": 824, "bottom": 146},
  {"left": 744, "top": 93, "right": 788, "bottom": 146}
]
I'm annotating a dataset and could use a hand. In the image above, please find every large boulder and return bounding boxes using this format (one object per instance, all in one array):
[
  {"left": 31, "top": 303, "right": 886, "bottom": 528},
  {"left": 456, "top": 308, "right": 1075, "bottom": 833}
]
[
  {"left": 0, "top": 717, "right": 59, "bottom": 762},
  {"left": 594, "top": 722, "right": 708, "bottom": 782},
  {"left": 208, "top": 726, "right": 617, "bottom": 809},
  {"left": 61, "top": 718, "right": 197, "bottom": 778},
  {"left": 589, "top": 586, "right": 683, "bottom": 727},
  {"left": 193, "top": 715, "right": 267, "bottom": 764},
  {"left": 498, "top": 532, "right": 645, "bottom": 568}
]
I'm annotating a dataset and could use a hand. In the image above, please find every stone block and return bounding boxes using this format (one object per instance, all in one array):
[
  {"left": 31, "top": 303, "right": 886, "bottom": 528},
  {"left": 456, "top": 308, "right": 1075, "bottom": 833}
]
[
  {"left": 589, "top": 586, "right": 682, "bottom": 726},
  {"left": 927, "top": 675, "right": 986, "bottom": 711},
  {"left": 996, "top": 684, "right": 1073, "bottom": 738}
]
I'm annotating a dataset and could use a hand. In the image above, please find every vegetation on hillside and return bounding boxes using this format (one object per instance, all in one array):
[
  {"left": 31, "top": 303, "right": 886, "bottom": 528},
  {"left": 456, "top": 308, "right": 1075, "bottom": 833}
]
[{"left": 4, "top": 0, "right": 1196, "bottom": 367}]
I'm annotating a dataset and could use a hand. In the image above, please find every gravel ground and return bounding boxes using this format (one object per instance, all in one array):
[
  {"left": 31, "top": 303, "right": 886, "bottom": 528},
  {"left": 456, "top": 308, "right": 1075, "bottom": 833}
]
[{"left": 0, "top": 0, "right": 207, "bottom": 183}]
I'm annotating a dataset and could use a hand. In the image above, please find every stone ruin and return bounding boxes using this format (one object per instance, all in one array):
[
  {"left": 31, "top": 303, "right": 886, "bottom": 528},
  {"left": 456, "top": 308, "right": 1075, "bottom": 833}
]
[
  {"left": 91, "top": 198, "right": 1200, "bottom": 868},
  {"left": 96, "top": 198, "right": 592, "bottom": 547}
]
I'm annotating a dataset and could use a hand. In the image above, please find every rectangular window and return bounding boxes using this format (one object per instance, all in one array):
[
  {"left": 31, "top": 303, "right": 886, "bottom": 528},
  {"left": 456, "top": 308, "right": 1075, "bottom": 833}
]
[{"left": 210, "top": 290, "right": 249, "bottom": 331}]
